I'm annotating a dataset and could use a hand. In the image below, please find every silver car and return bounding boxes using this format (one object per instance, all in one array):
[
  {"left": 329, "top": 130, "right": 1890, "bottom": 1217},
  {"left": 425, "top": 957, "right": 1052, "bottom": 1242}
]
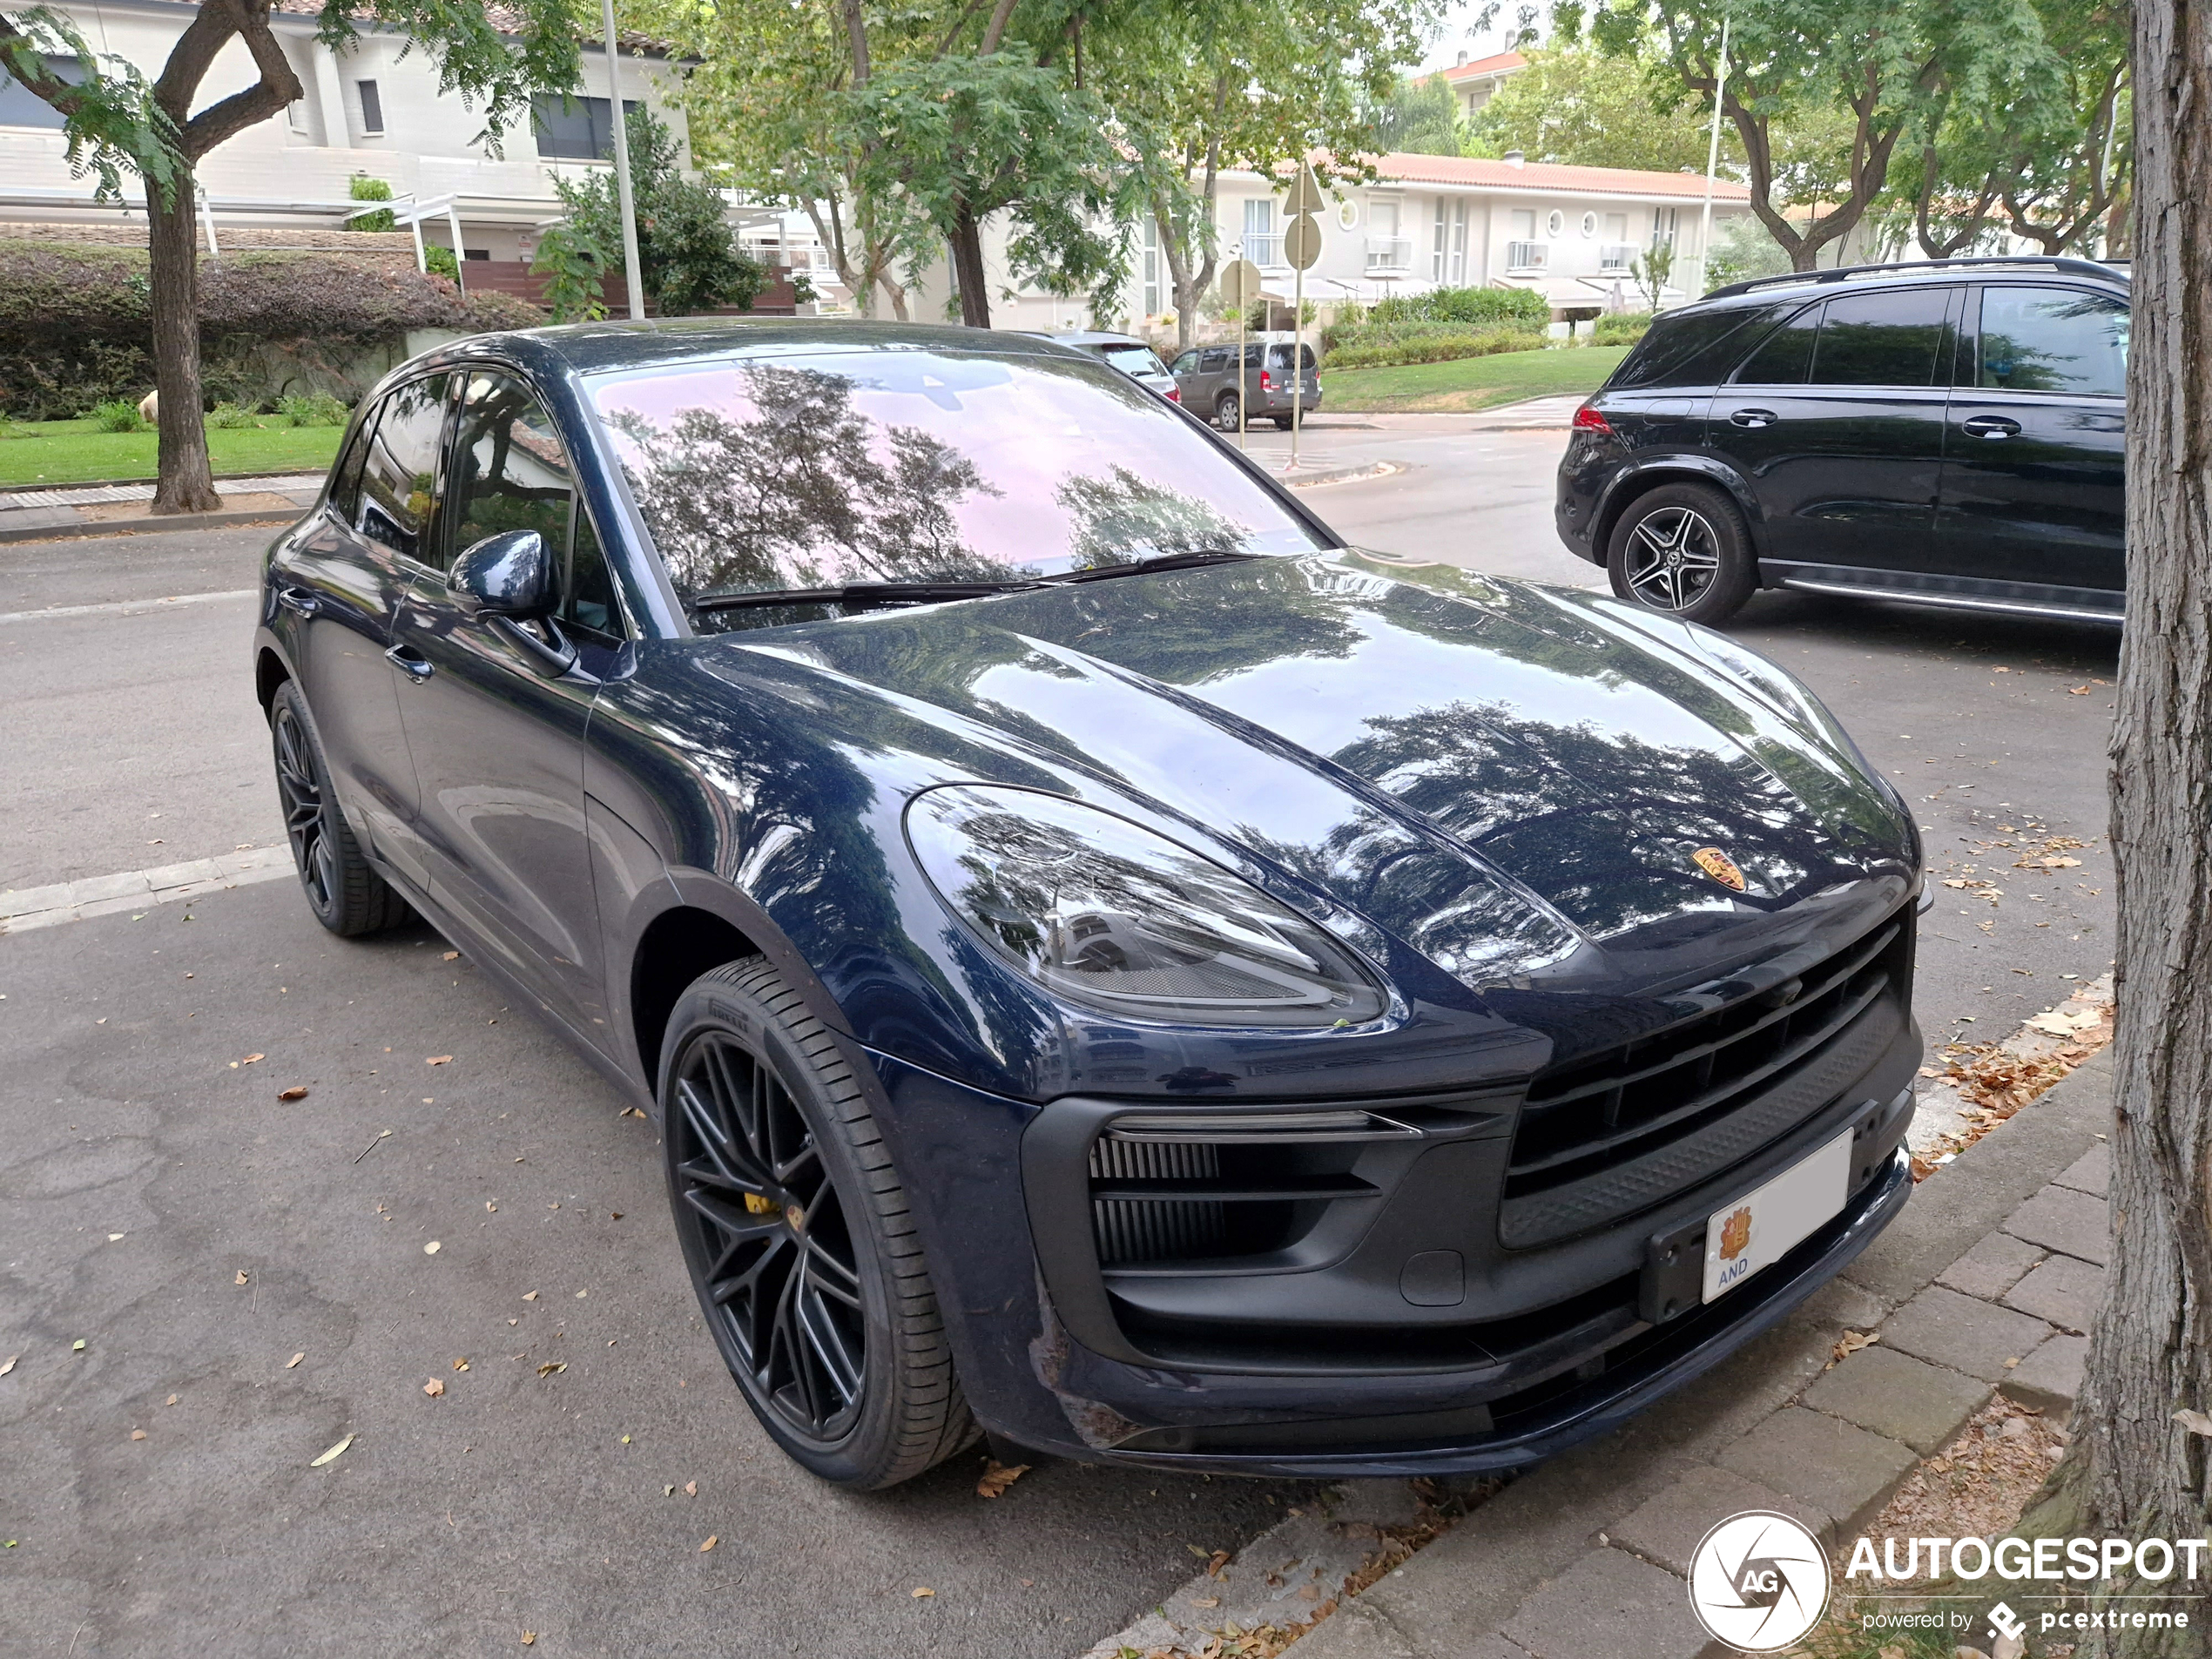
[{"left": 1021, "top": 331, "right": 1181, "bottom": 405}]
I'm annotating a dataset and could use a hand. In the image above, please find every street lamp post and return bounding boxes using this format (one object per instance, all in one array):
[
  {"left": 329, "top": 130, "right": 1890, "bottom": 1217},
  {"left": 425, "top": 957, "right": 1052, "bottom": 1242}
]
[{"left": 601, "top": 0, "right": 647, "bottom": 321}]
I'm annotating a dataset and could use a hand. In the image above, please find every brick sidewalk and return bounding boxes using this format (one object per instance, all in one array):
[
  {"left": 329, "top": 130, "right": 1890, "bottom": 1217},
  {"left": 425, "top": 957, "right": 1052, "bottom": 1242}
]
[{"left": 1291, "top": 1054, "right": 2110, "bottom": 1659}]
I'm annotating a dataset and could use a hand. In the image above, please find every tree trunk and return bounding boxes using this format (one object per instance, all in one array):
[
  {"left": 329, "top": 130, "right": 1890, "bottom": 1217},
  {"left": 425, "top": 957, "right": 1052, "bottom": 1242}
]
[
  {"left": 951, "top": 202, "right": 992, "bottom": 328},
  {"left": 145, "top": 172, "right": 219, "bottom": 515},
  {"left": 2064, "top": 0, "right": 2212, "bottom": 1652}
]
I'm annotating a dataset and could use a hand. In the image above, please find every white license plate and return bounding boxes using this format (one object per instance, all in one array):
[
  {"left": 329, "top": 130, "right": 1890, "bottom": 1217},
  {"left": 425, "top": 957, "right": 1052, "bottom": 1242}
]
[{"left": 1703, "top": 1130, "right": 1853, "bottom": 1304}]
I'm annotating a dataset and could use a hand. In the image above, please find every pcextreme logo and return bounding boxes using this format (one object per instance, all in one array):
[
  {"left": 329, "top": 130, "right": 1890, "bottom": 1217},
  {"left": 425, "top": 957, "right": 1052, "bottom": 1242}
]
[{"left": 1688, "top": 1510, "right": 1831, "bottom": 1651}]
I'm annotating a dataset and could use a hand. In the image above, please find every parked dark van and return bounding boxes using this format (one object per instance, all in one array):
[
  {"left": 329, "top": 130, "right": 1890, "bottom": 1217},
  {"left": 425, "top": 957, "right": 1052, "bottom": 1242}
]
[{"left": 1555, "top": 258, "right": 2128, "bottom": 626}]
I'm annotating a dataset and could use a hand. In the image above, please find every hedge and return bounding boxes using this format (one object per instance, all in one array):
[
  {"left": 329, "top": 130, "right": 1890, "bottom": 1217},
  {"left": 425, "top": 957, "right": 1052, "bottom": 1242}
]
[
  {"left": 0, "top": 241, "right": 543, "bottom": 419},
  {"left": 1593, "top": 311, "right": 1654, "bottom": 346},
  {"left": 1324, "top": 327, "right": 1552, "bottom": 370}
]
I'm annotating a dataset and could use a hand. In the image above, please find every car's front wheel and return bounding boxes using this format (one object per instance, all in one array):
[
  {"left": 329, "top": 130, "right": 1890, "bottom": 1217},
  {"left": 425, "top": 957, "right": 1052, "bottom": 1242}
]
[
  {"left": 1606, "top": 482, "right": 1757, "bottom": 625},
  {"left": 659, "top": 958, "right": 976, "bottom": 1489},
  {"left": 270, "top": 680, "right": 412, "bottom": 936}
]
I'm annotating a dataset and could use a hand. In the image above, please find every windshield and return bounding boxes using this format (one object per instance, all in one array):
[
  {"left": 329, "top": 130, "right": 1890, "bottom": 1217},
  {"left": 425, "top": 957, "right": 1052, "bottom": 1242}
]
[
  {"left": 589, "top": 347, "right": 1328, "bottom": 630},
  {"left": 1098, "top": 343, "right": 1167, "bottom": 377}
]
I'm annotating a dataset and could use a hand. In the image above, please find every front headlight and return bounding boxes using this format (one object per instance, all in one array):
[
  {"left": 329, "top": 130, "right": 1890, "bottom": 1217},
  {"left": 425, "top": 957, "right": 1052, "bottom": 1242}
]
[{"left": 907, "top": 785, "right": 1387, "bottom": 1028}]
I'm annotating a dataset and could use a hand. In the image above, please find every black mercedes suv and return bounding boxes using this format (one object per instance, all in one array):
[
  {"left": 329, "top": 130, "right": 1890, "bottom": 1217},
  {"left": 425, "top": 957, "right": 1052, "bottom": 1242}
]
[{"left": 1555, "top": 257, "right": 2128, "bottom": 626}]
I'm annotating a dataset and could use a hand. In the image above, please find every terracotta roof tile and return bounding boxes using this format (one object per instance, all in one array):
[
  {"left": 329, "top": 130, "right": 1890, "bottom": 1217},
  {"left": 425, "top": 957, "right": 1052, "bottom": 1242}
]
[
  {"left": 1371, "top": 150, "right": 1752, "bottom": 201},
  {"left": 1440, "top": 51, "right": 1527, "bottom": 81}
]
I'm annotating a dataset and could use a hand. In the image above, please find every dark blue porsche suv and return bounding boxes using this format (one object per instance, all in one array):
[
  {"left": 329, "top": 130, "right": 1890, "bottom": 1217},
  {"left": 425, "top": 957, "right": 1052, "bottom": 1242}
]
[{"left": 255, "top": 320, "right": 1923, "bottom": 1488}]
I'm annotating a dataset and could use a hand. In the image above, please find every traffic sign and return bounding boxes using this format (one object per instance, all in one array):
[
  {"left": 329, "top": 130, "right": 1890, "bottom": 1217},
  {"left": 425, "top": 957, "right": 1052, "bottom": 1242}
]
[
  {"left": 1284, "top": 215, "right": 1322, "bottom": 271},
  {"left": 1217, "top": 258, "right": 1263, "bottom": 307},
  {"left": 1284, "top": 162, "right": 1327, "bottom": 217}
]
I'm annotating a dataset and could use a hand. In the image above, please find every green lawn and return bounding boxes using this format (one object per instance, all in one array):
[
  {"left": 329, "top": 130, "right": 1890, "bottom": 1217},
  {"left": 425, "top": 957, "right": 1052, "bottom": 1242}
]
[
  {"left": 1322, "top": 345, "right": 1632, "bottom": 413},
  {"left": 0, "top": 417, "right": 344, "bottom": 488}
]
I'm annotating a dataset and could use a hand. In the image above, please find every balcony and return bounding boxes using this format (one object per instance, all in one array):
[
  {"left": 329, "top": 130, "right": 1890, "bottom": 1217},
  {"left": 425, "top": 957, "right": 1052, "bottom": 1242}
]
[
  {"left": 1505, "top": 240, "right": 1548, "bottom": 273},
  {"left": 1365, "top": 236, "right": 1414, "bottom": 273},
  {"left": 1243, "top": 233, "right": 1282, "bottom": 267},
  {"left": 1599, "top": 243, "right": 1639, "bottom": 273}
]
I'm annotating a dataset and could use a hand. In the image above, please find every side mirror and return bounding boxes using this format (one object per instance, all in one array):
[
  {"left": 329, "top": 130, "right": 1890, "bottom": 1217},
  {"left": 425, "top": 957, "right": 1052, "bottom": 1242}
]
[{"left": 451, "top": 529, "right": 555, "bottom": 619}]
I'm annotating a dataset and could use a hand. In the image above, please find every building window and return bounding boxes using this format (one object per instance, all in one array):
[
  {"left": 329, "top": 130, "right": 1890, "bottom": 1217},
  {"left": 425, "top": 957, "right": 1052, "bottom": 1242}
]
[
  {"left": 1546, "top": 208, "right": 1565, "bottom": 238},
  {"left": 532, "top": 93, "right": 643, "bottom": 161},
  {"left": 1654, "top": 207, "right": 1680, "bottom": 246},
  {"left": 1432, "top": 199, "right": 1448, "bottom": 280},
  {"left": 1449, "top": 199, "right": 1468, "bottom": 283},
  {"left": 357, "top": 78, "right": 384, "bottom": 136},
  {"left": 1140, "top": 217, "right": 1160, "bottom": 317},
  {"left": 1241, "top": 198, "right": 1278, "bottom": 268},
  {"left": 0, "top": 54, "right": 83, "bottom": 129}
]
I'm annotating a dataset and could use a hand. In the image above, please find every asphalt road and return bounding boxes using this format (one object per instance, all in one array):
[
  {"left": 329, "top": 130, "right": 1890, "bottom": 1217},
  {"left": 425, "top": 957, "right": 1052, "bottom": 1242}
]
[{"left": 0, "top": 434, "right": 2122, "bottom": 1656}]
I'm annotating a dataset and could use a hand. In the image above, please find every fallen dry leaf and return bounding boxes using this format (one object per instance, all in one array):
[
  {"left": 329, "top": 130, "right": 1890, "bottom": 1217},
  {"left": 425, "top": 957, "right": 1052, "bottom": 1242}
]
[
  {"left": 165, "top": 1393, "right": 177, "bottom": 1406},
  {"left": 423, "top": 1379, "right": 446, "bottom": 1398},
  {"left": 911, "top": 1587, "right": 934, "bottom": 1599},
  {"left": 685, "top": 1480, "right": 697, "bottom": 1496},
  {"left": 453, "top": 1357, "right": 470, "bottom": 1372},
  {"left": 521, "top": 1635, "right": 536, "bottom": 1648},
  {"left": 309, "top": 1433, "right": 354, "bottom": 1467},
  {"left": 423, "top": 1241, "right": 442, "bottom": 1255},
  {"left": 536, "top": 1361, "right": 566, "bottom": 1378},
  {"left": 286, "top": 1352, "right": 304, "bottom": 1369},
  {"left": 442, "top": 951, "right": 460, "bottom": 961},
  {"left": 1207, "top": 1549, "right": 1232, "bottom": 1579},
  {"left": 975, "top": 1460, "right": 1030, "bottom": 1498},
  {"left": 1834, "top": 1330, "right": 1881, "bottom": 1362},
  {"left": 1191, "top": 1596, "right": 1221, "bottom": 1610},
  {"left": 699, "top": 1534, "right": 718, "bottom": 1552},
  {"left": 235, "top": 1270, "right": 250, "bottom": 1285},
  {"left": 130, "top": 1428, "right": 146, "bottom": 1440},
  {"left": 427, "top": 1055, "right": 453, "bottom": 1066},
  {"left": 239, "top": 1053, "right": 265, "bottom": 1065},
  {"left": 278, "top": 1086, "right": 308, "bottom": 1102},
  {"left": 0, "top": 1355, "right": 15, "bottom": 1377},
  {"left": 522, "top": 1291, "right": 539, "bottom": 1301}
]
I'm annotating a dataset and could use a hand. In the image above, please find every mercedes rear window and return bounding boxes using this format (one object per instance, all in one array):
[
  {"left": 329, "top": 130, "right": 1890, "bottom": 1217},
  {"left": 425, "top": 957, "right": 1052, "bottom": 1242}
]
[{"left": 1610, "top": 303, "right": 1792, "bottom": 389}]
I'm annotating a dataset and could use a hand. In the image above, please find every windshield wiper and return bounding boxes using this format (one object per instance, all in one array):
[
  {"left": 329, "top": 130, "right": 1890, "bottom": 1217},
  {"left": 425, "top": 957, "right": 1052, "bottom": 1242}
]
[
  {"left": 687, "top": 578, "right": 1045, "bottom": 613},
  {"left": 1043, "top": 549, "right": 1259, "bottom": 585}
]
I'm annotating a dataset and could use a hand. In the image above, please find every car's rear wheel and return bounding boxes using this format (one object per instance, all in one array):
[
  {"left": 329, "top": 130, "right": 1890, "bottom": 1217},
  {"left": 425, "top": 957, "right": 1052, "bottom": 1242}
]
[
  {"left": 1214, "top": 389, "right": 1243, "bottom": 431},
  {"left": 270, "top": 680, "right": 412, "bottom": 936},
  {"left": 1606, "top": 482, "right": 1757, "bottom": 625},
  {"left": 659, "top": 958, "right": 976, "bottom": 1489}
]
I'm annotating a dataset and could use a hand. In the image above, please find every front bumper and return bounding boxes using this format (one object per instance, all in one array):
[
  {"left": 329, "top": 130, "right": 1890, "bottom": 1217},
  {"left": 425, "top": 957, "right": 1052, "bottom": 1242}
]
[{"left": 861, "top": 1049, "right": 1917, "bottom": 1478}]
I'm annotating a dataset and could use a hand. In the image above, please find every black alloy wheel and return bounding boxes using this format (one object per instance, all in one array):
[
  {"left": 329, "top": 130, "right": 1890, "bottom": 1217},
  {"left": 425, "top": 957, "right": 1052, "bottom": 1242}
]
[
  {"left": 269, "top": 680, "right": 411, "bottom": 936},
  {"left": 660, "top": 958, "right": 975, "bottom": 1488},
  {"left": 1606, "top": 481, "right": 1757, "bottom": 626},
  {"left": 1215, "top": 388, "right": 1243, "bottom": 431}
]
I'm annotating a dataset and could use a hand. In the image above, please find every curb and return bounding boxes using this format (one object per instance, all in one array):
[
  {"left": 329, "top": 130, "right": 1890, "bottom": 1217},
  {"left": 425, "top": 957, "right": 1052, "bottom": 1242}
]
[
  {"left": 1283, "top": 460, "right": 1406, "bottom": 491},
  {"left": 0, "top": 506, "right": 300, "bottom": 544}
]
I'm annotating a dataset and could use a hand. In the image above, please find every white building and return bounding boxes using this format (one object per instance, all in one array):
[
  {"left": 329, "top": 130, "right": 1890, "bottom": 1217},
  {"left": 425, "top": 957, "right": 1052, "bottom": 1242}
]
[
  {"left": 0, "top": 1, "right": 832, "bottom": 284},
  {"left": 932, "top": 152, "right": 1755, "bottom": 334}
]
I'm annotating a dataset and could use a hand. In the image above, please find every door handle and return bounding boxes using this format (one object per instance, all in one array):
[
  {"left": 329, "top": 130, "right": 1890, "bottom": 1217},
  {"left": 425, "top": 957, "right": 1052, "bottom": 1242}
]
[
  {"left": 1962, "top": 415, "right": 2021, "bottom": 440},
  {"left": 275, "top": 585, "right": 320, "bottom": 617},
  {"left": 1730, "top": 408, "right": 1778, "bottom": 428},
  {"left": 385, "top": 643, "right": 435, "bottom": 683}
]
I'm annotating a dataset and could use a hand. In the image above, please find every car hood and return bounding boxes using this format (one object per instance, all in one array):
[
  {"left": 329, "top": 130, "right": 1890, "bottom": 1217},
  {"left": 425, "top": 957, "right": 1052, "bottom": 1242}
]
[{"left": 704, "top": 552, "right": 1915, "bottom": 1015}]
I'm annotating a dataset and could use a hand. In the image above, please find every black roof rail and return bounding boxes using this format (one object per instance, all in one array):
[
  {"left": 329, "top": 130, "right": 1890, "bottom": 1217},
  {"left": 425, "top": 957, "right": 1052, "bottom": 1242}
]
[{"left": 1701, "top": 255, "right": 2128, "bottom": 304}]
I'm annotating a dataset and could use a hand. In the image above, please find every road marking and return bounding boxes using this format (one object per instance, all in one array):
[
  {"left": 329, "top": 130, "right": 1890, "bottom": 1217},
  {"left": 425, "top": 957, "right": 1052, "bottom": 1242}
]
[
  {"left": 0, "top": 588, "right": 256, "bottom": 625},
  {"left": 1, "top": 846, "right": 294, "bottom": 934}
]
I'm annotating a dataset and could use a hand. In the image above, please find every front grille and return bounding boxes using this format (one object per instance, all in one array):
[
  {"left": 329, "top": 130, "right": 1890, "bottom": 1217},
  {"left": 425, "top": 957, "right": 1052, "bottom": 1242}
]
[
  {"left": 1500, "top": 909, "right": 1911, "bottom": 1246},
  {"left": 1089, "top": 1139, "right": 1228, "bottom": 1264}
]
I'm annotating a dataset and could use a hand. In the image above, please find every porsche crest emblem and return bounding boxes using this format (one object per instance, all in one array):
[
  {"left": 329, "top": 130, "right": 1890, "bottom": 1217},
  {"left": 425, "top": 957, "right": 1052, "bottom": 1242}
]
[
  {"left": 1718, "top": 1205, "right": 1754, "bottom": 1262},
  {"left": 1692, "top": 846, "right": 1747, "bottom": 892}
]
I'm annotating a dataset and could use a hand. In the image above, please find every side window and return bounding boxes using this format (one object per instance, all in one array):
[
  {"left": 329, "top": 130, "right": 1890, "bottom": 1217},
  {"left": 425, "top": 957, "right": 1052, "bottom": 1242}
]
[
  {"left": 448, "top": 371, "right": 624, "bottom": 640},
  {"left": 356, "top": 374, "right": 448, "bottom": 562},
  {"left": 1811, "top": 287, "right": 1951, "bottom": 388},
  {"left": 327, "top": 415, "right": 373, "bottom": 523},
  {"left": 1977, "top": 287, "right": 2128, "bottom": 396},
  {"left": 1733, "top": 301, "right": 1820, "bottom": 384}
]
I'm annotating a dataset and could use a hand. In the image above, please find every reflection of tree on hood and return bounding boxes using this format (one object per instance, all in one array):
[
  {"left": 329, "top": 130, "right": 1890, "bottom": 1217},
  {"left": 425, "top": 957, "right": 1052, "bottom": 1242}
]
[
  {"left": 609, "top": 365, "right": 1004, "bottom": 596},
  {"left": 1054, "top": 465, "right": 1251, "bottom": 570}
]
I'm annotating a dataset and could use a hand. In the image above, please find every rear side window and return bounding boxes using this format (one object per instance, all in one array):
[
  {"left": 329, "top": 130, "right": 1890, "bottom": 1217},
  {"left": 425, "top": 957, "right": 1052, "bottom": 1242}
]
[
  {"left": 1198, "top": 348, "right": 1228, "bottom": 372},
  {"left": 1811, "top": 288, "right": 1952, "bottom": 387},
  {"left": 1266, "top": 344, "right": 1317, "bottom": 370},
  {"left": 1732, "top": 301, "right": 1820, "bottom": 384},
  {"left": 355, "top": 374, "right": 448, "bottom": 562},
  {"left": 1976, "top": 286, "right": 2128, "bottom": 396},
  {"left": 1611, "top": 304, "right": 1788, "bottom": 388},
  {"left": 1099, "top": 344, "right": 1167, "bottom": 377}
]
